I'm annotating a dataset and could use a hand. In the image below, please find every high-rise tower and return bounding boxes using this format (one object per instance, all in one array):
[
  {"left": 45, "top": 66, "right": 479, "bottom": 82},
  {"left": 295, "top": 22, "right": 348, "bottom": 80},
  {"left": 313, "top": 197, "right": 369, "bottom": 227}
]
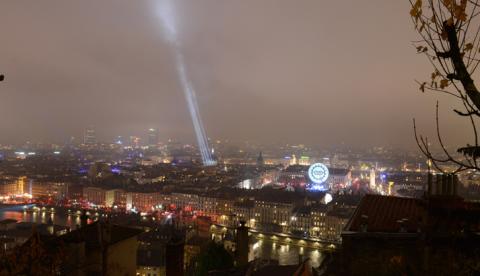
[
  {"left": 84, "top": 127, "right": 96, "bottom": 145},
  {"left": 148, "top": 128, "right": 159, "bottom": 147},
  {"left": 256, "top": 151, "right": 265, "bottom": 167}
]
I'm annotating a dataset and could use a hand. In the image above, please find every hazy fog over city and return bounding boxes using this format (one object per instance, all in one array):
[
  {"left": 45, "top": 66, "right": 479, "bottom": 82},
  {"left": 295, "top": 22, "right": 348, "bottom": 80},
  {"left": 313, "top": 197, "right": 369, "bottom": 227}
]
[{"left": 0, "top": 0, "right": 473, "bottom": 148}]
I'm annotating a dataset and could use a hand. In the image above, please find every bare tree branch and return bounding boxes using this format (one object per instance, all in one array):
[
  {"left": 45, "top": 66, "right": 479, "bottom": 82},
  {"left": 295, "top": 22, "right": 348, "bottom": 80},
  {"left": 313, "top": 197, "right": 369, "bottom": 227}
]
[{"left": 409, "top": 0, "right": 480, "bottom": 172}]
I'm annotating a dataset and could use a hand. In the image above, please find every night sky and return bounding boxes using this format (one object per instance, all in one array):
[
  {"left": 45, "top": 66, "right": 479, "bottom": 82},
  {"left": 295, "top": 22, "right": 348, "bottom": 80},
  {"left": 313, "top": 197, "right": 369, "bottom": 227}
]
[{"left": 0, "top": 0, "right": 474, "bottom": 148}]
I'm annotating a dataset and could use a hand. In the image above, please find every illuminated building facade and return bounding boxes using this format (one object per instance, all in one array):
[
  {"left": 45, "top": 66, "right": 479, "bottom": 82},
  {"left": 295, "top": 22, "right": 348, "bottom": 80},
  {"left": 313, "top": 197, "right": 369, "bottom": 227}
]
[
  {"left": 310, "top": 205, "right": 327, "bottom": 238},
  {"left": 83, "top": 186, "right": 106, "bottom": 206},
  {"left": 215, "top": 198, "right": 235, "bottom": 220},
  {"left": 169, "top": 193, "right": 200, "bottom": 212},
  {"left": 105, "top": 189, "right": 127, "bottom": 208},
  {"left": 127, "top": 192, "right": 162, "bottom": 212},
  {"left": 254, "top": 200, "right": 293, "bottom": 228},
  {"left": 233, "top": 200, "right": 255, "bottom": 226},
  {"left": 72, "top": 186, "right": 349, "bottom": 241},
  {"left": 31, "top": 182, "right": 68, "bottom": 199},
  {"left": 290, "top": 206, "right": 312, "bottom": 234},
  {"left": 197, "top": 196, "right": 219, "bottom": 217},
  {"left": 0, "top": 177, "right": 26, "bottom": 196},
  {"left": 327, "top": 168, "right": 352, "bottom": 190}
]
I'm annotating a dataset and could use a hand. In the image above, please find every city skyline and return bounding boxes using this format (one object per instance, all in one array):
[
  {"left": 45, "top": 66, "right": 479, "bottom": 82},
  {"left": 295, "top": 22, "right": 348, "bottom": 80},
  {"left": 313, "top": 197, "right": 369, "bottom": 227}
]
[
  {"left": 0, "top": 125, "right": 446, "bottom": 152},
  {"left": 2, "top": 1, "right": 480, "bottom": 275}
]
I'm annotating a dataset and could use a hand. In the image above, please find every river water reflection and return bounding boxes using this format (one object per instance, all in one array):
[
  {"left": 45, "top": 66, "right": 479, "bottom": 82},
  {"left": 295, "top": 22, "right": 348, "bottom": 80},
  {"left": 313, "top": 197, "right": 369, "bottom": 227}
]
[
  {"left": 0, "top": 205, "right": 80, "bottom": 228},
  {"left": 250, "top": 239, "right": 324, "bottom": 267},
  {"left": 1, "top": 205, "right": 325, "bottom": 267}
]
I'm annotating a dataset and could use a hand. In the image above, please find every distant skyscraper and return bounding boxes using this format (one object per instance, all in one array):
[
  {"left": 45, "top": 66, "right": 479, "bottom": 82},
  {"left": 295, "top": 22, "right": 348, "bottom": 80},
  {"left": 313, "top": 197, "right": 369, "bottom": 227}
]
[
  {"left": 256, "top": 151, "right": 265, "bottom": 167},
  {"left": 148, "top": 128, "right": 158, "bottom": 147},
  {"left": 84, "top": 127, "right": 96, "bottom": 145}
]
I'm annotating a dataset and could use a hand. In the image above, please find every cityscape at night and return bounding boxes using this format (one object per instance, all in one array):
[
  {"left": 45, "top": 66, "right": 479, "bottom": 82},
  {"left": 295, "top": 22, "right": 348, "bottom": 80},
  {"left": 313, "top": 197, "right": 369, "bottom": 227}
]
[{"left": 2, "top": 0, "right": 480, "bottom": 275}]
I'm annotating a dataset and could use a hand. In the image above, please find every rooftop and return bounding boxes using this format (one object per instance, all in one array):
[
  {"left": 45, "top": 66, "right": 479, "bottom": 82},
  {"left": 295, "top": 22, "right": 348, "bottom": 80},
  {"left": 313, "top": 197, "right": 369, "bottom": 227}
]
[
  {"left": 344, "top": 194, "right": 480, "bottom": 234},
  {"left": 345, "top": 194, "right": 424, "bottom": 233},
  {"left": 0, "top": 219, "right": 17, "bottom": 225},
  {"left": 61, "top": 221, "right": 143, "bottom": 249}
]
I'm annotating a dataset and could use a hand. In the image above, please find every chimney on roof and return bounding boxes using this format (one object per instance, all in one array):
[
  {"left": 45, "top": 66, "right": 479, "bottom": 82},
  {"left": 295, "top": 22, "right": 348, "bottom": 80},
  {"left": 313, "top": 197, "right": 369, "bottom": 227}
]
[
  {"left": 442, "top": 174, "right": 448, "bottom": 196},
  {"left": 235, "top": 220, "right": 249, "bottom": 267},
  {"left": 427, "top": 172, "right": 433, "bottom": 196},
  {"left": 430, "top": 173, "right": 459, "bottom": 197},
  {"left": 360, "top": 215, "right": 368, "bottom": 232},
  {"left": 447, "top": 174, "right": 454, "bottom": 195},
  {"left": 166, "top": 234, "right": 185, "bottom": 276},
  {"left": 397, "top": 218, "right": 408, "bottom": 233},
  {"left": 435, "top": 174, "right": 442, "bottom": 195},
  {"left": 453, "top": 174, "right": 459, "bottom": 196}
]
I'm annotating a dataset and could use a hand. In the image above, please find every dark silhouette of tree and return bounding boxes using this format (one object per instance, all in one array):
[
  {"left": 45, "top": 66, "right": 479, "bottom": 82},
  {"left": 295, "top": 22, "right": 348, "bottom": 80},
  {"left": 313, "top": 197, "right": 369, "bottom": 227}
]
[
  {"left": 191, "top": 241, "right": 234, "bottom": 276},
  {"left": 0, "top": 232, "right": 64, "bottom": 275},
  {"left": 409, "top": 0, "right": 480, "bottom": 172}
]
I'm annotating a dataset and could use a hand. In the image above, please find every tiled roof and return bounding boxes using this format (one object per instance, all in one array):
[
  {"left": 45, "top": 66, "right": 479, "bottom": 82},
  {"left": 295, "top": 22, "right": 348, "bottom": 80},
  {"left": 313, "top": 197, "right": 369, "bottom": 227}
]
[
  {"left": 0, "top": 219, "right": 17, "bottom": 225},
  {"left": 345, "top": 194, "right": 480, "bottom": 235},
  {"left": 61, "top": 221, "right": 142, "bottom": 249},
  {"left": 345, "top": 195, "right": 424, "bottom": 233}
]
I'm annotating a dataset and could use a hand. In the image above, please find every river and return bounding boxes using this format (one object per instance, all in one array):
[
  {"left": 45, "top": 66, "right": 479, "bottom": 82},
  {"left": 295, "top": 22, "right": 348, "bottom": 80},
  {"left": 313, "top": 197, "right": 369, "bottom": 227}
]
[{"left": 0, "top": 204, "right": 326, "bottom": 267}]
